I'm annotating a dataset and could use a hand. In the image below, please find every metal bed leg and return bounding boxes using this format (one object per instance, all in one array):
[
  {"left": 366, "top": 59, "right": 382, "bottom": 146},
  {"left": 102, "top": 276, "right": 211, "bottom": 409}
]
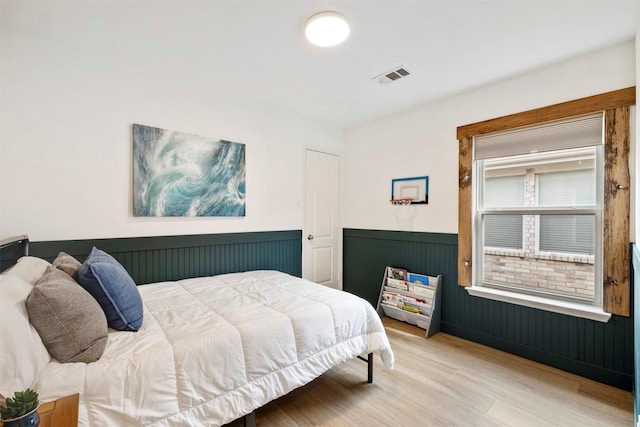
[
  {"left": 241, "top": 353, "right": 371, "bottom": 426},
  {"left": 243, "top": 411, "right": 256, "bottom": 427},
  {"left": 357, "top": 352, "right": 374, "bottom": 383}
]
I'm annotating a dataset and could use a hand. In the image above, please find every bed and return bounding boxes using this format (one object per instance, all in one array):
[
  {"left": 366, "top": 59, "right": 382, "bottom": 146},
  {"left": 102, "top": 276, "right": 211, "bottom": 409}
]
[{"left": 0, "top": 235, "right": 394, "bottom": 426}]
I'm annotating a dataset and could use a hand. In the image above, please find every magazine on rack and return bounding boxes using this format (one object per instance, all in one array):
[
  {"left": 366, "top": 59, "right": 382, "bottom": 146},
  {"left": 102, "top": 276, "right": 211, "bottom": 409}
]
[{"left": 386, "top": 266, "right": 408, "bottom": 281}]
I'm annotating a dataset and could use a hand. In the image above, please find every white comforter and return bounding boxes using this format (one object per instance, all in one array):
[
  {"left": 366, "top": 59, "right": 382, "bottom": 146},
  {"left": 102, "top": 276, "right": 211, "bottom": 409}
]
[{"left": 34, "top": 270, "right": 394, "bottom": 426}]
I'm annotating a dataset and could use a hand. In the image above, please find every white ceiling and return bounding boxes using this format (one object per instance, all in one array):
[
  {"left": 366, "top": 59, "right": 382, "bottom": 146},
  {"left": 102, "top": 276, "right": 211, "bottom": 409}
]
[{"left": 2, "top": 0, "right": 639, "bottom": 129}]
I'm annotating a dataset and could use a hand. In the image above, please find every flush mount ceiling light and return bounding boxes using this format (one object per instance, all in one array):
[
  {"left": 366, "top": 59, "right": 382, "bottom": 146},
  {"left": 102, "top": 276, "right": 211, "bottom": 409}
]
[{"left": 305, "top": 11, "right": 350, "bottom": 47}]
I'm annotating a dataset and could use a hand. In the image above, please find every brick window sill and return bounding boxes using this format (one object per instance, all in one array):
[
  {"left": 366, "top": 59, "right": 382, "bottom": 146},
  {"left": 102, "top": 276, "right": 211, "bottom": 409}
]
[
  {"left": 484, "top": 248, "right": 594, "bottom": 264},
  {"left": 466, "top": 286, "right": 611, "bottom": 322}
]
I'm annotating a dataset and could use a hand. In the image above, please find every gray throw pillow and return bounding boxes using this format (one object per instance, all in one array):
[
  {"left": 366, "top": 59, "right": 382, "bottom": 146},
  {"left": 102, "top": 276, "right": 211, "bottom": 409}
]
[
  {"left": 52, "top": 252, "right": 82, "bottom": 280},
  {"left": 26, "top": 266, "right": 108, "bottom": 363}
]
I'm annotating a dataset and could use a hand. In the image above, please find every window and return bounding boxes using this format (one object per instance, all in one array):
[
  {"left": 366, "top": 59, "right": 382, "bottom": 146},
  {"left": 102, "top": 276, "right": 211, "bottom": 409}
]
[
  {"left": 476, "top": 144, "right": 601, "bottom": 303},
  {"left": 456, "top": 88, "right": 634, "bottom": 320}
]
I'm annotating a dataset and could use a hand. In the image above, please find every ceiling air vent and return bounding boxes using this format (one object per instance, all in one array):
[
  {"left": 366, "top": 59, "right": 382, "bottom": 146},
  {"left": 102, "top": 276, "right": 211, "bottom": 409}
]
[{"left": 373, "top": 66, "right": 411, "bottom": 85}]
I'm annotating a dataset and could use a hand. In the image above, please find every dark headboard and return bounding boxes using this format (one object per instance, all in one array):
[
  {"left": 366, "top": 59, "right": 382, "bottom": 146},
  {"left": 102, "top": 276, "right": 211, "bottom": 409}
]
[
  {"left": 0, "top": 235, "right": 29, "bottom": 272},
  {"left": 26, "top": 230, "right": 302, "bottom": 285}
]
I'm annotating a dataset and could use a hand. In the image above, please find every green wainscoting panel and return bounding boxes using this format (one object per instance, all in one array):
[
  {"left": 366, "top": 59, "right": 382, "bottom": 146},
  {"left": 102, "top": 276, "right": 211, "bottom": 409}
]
[
  {"left": 343, "top": 228, "right": 633, "bottom": 390},
  {"left": 343, "top": 228, "right": 457, "bottom": 307},
  {"left": 30, "top": 230, "right": 302, "bottom": 285}
]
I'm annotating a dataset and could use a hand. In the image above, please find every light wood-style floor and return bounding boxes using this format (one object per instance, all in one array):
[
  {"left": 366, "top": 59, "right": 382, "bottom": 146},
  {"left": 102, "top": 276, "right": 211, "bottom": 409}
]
[{"left": 226, "top": 317, "right": 633, "bottom": 426}]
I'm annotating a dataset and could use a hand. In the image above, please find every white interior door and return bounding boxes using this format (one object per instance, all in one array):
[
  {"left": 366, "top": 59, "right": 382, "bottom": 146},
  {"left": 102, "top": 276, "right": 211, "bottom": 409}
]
[{"left": 304, "top": 149, "right": 341, "bottom": 289}]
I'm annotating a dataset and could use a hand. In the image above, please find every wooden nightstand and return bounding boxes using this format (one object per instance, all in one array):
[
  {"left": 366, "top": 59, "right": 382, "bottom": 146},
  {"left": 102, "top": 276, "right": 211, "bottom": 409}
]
[
  {"left": 0, "top": 394, "right": 80, "bottom": 427},
  {"left": 37, "top": 394, "right": 79, "bottom": 427}
]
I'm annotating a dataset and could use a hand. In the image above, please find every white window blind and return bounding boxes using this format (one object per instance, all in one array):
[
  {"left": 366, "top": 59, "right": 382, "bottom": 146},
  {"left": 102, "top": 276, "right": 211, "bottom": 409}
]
[
  {"left": 538, "top": 169, "right": 596, "bottom": 254},
  {"left": 484, "top": 176, "right": 524, "bottom": 249},
  {"left": 538, "top": 169, "right": 595, "bottom": 206},
  {"left": 485, "top": 175, "right": 524, "bottom": 207},
  {"left": 539, "top": 215, "right": 595, "bottom": 254},
  {"left": 474, "top": 113, "right": 603, "bottom": 160},
  {"left": 484, "top": 215, "right": 523, "bottom": 249}
]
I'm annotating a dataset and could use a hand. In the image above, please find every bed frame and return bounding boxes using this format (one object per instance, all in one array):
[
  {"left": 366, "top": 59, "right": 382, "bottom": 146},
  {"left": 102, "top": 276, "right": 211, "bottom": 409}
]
[
  {"left": 1, "top": 234, "right": 375, "bottom": 426},
  {"left": 0, "top": 234, "right": 29, "bottom": 272}
]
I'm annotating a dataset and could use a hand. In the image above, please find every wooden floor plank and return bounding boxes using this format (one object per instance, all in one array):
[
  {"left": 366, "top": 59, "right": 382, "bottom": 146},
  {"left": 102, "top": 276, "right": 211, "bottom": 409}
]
[
  {"left": 486, "top": 399, "right": 562, "bottom": 427},
  {"left": 224, "top": 318, "right": 632, "bottom": 426}
]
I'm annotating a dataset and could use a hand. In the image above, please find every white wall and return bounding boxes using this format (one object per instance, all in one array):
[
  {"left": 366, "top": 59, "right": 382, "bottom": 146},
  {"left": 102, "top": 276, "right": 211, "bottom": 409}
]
[
  {"left": 344, "top": 40, "right": 636, "bottom": 235},
  {"left": 0, "top": 30, "right": 344, "bottom": 241},
  {"left": 1, "top": 29, "right": 635, "bottom": 242}
]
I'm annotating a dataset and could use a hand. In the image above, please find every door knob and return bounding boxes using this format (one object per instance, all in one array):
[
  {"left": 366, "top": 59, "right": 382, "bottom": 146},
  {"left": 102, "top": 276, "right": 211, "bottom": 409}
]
[{"left": 307, "top": 234, "right": 314, "bottom": 240}]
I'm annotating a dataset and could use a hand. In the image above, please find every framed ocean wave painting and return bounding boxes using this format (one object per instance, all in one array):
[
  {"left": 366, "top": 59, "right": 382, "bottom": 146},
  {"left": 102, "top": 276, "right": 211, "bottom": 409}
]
[{"left": 133, "top": 124, "right": 246, "bottom": 217}]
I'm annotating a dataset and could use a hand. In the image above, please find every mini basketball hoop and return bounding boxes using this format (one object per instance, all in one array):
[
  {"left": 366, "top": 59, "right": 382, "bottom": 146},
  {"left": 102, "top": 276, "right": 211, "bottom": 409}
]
[
  {"left": 390, "top": 198, "right": 413, "bottom": 206},
  {"left": 390, "top": 198, "right": 415, "bottom": 230}
]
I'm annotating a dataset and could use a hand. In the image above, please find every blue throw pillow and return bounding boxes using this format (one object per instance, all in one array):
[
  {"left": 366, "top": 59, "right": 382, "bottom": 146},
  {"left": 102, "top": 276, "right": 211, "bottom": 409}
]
[{"left": 78, "top": 247, "right": 143, "bottom": 331}]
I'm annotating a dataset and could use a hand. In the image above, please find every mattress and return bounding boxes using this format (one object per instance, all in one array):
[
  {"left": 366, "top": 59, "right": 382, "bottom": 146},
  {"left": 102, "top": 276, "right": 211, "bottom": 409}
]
[{"left": 34, "top": 270, "right": 394, "bottom": 426}]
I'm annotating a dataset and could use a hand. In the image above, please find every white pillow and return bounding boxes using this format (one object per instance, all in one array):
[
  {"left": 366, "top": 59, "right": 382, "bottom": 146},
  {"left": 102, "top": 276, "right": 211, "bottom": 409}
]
[
  {"left": 0, "top": 274, "right": 51, "bottom": 396},
  {"left": 5, "top": 256, "right": 52, "bottom": 285}
]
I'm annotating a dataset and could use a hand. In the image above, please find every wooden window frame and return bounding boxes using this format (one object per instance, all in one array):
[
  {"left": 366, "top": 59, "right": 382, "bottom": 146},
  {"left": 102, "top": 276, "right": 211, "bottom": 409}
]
[{"left": 457, "top": 87, "right": 634, "bottom": 317}]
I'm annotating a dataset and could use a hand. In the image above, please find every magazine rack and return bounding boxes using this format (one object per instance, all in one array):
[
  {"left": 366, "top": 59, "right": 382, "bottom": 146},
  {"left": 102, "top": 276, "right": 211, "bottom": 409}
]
[{"left": 376, "top": 266, "right": 442, "bottom": 338}]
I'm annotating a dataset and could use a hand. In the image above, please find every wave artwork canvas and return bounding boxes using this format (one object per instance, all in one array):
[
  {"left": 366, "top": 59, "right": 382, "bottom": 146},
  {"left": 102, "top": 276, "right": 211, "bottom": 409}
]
[{"left": 133, "top": 124, "right": 246, "bottom": 217}]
